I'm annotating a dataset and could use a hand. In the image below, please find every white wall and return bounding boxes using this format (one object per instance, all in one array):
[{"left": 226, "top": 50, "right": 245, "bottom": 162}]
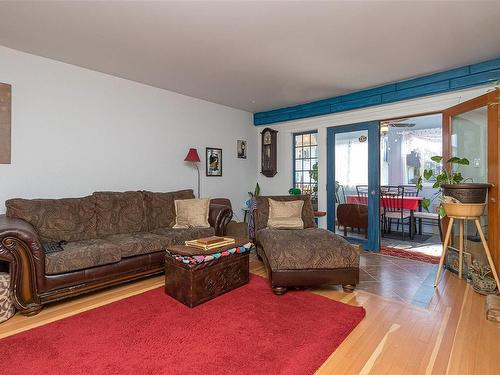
[
  {"left": 256, "top": 84, "right": 495, "bottom": 228},
  {"left": 0, "top": 46, "right": 256, "bottom": 217}
]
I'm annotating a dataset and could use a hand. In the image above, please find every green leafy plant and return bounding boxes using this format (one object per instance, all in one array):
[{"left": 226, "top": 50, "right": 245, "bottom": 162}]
[
  {"left": 416, "top": 155, "right": 470, "bottom": 214},
  {"left": 248, "top": 182, "right": 261, "bottom": 198}
]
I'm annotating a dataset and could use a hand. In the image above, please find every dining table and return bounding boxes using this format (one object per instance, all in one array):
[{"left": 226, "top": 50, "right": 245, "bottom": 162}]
[{"left": 345, "top": 195, "right": 425, "bottom": 236}]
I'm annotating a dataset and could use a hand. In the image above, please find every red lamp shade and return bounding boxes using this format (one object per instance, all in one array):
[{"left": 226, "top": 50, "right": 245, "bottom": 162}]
[{"left": 184, "top": 148, "right": 200, "bottom": 162}]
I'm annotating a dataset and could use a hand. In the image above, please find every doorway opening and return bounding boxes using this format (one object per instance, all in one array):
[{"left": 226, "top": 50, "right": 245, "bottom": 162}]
[{"left": 378, "top": 113, "right": 443, "bottom": 261}]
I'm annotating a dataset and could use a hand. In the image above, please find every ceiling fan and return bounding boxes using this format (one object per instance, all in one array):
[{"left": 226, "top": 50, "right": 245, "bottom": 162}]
[{"left": 380, "top": 118, "right": 416, "bottom": 133}]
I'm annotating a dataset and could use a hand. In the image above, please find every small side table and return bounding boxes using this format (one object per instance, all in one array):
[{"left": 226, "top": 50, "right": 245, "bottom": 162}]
[
  {"left": 434, "top": 203, "right": 500, "bottom": 289},
  {"left": 314, "top": 210, "right": 326, "bottom": 218}
]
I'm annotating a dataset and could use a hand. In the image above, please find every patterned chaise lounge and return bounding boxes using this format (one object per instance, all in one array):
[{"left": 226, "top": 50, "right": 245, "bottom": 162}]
[{"left": 252, "top": 195, "right": 360, "bottom": 295}]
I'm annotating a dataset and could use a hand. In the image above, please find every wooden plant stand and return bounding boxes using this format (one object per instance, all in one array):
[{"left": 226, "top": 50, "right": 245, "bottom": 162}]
[{"left": 434, "top": 203, "right": 500, "bottom": 290}]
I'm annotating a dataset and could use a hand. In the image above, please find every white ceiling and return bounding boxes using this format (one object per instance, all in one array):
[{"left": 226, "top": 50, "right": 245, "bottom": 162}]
[{"left": 0, "top": 1, "right": 499, "bottom": 113}]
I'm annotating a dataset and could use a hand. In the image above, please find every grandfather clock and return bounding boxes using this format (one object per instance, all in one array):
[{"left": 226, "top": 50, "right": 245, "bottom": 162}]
[{"left": 261, "top": 127, "right": 278, "bottom": 177}]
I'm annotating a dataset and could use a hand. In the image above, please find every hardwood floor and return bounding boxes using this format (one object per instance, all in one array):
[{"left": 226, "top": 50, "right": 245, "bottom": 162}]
[{"left": 1, "top": 251, "right": 498, "bottom": 374}]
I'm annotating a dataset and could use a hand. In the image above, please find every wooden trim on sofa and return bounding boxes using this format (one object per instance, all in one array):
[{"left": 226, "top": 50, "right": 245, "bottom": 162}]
[{"left": 39, "top": 267, "right": 164, "bottom": 305}]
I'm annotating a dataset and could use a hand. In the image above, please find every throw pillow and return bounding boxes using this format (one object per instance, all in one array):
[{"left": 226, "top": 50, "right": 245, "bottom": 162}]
[
  {"left": 267, "top": 198, "right": 304, "bottom": 229},
  {"left": 173, "top": 198, "right": 211, "bottom": 228}
]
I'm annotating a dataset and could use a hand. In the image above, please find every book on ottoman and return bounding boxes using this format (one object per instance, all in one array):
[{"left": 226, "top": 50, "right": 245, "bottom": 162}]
[{"left": 185, "top": 236, "right": 235, "bottom": 250}]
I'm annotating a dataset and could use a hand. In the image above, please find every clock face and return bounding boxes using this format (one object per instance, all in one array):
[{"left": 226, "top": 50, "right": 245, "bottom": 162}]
[{"left": 263, "top": 131, "right": 272, "bottom": 145}]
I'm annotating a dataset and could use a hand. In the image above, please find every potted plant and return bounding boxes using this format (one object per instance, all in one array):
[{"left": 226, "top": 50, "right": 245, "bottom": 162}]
[
  {"left": 468, "top": 260, "right": 498, "bottom": 295},
  {"left": 416, "top": 155, "right": 491, "bottom": 216}
]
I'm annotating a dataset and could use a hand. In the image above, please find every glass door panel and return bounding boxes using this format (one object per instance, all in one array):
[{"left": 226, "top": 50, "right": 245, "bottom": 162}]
[
  {"left": 450, "top": 106, "right": 489, "bottom": 245},
  {"left": 443, "top": 91, "right": 500, "bottom": 272},
  {"left": 327, "top": 122, "right": 380, "bottom": 251}
]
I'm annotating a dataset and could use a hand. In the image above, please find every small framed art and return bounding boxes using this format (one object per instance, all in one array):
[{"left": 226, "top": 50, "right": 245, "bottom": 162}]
[
  {"left": 206, "top": 147, "right": 222, "bottom": 176},
  {"left": 237, "top": 140, "right": 247, "bottom": 159}
]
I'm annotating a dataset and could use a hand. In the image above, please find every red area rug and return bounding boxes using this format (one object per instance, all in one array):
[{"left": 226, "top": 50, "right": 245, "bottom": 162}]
[
  {"left": 0, "top": 275, "right": 365, "bottom": 375},
  {"left": 381, "top": 246, "right": 440, "bottom": 264}
]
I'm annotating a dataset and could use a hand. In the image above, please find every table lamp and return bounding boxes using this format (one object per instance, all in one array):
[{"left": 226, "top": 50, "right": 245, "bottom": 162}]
[{"left": 184, "top": 148, "right": 201, "bottom": 198}]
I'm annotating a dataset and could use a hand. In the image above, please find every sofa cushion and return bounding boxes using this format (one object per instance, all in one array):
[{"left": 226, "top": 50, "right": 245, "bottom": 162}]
[
  {"left": 143, "top": 189, "right": 195, "bottom": 231},
  {"left": 45, "top": 239, "right": 121, "bottom": 275},
  {"left": 5, "top": 196, "right": 97, "bottom": 242},
  {"left": 151, "top": 227, "right": 215, "bottom": 245},
  {"left": 94, "top": 191, "right": 144, "bottom": 236},
  {"left": 105, "top": 232, "right": 171, "bottom": 258},
  {"left": 255, "top": 228, "right": 359, "bottom": 271},
  {"left": 254, "top": 195, "right": 316, "bottom": 232}
]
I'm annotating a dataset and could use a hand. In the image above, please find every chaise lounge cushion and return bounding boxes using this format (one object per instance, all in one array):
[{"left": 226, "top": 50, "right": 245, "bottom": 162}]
[
  {"left": 105, "top": 232, "right": 171, "bottom": 258},
  {"left": 151, "top": 227, "right": 215, "bottom": 245},
  {"left": 45, "top": 239, "right": 122, "bottom": 275},
  {"left": 254, "top": 195, "right": 316, "bottom": 232},
  {"left": 256, "top": 227, "right": 359, "bottom": 271},
  {"left": 5, "top": 196, "right": 97, "bottom": 242}
]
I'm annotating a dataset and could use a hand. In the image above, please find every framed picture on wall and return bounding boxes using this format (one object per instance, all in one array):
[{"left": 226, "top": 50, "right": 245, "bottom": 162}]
[
  {"left": 206, "top": 147, "right": 222, "bottom": 176},
  {"left": 237, "top": 140, "right": 247, "bottom": 159}
]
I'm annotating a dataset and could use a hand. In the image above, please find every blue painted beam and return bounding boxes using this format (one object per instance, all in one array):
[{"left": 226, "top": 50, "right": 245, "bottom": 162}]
[{"left": 254, "top": 57, "right": 500, "bottom": 126}]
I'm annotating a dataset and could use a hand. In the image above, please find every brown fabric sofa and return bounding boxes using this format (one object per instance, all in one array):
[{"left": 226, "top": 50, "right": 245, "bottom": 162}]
[
  {"left": 0, "top": 189, "right": 232, "bottom": 316},
  {"left": 253, "top": 195, "right": 359, "bottom": 295}
]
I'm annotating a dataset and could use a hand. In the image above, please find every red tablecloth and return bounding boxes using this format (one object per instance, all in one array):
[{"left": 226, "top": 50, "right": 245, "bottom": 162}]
[{"left": 346, "top": 195, "right": 421, "bottom": 211}]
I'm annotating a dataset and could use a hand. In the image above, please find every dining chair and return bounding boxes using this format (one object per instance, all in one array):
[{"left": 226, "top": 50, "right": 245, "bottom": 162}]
[
  {"left": 400, "top": 184, "right": 419, "bottom": 197},
  {"left": 412, "top": 209, "right": 443, "bottom": 241},
  {"left": 335, "top": 181, "right": 346, "bottom": 204},
  {"left": 335, "top": 181, "right": 346, "bottom": 230},
  {"left": 356, "top": 185, "right": 369, "bottom": 203},
  {"left": 380, "top": 186, "right": 412, "bottom": 240}
]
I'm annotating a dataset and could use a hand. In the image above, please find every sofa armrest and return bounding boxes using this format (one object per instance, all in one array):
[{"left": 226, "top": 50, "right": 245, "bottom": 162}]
[
  {"left": 208, "top": 204, "right": 233, "bottom": 236},
  {"left": 0, "top": 214, "right": 43, "bottom": 315}
]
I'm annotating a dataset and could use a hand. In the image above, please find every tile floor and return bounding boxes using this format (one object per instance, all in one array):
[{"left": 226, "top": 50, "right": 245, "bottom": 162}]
[
  {"left": 357, "top": 250, "right": 438, "bottom": 307},
  {"left": 334, "top": 226, "right": 443, "bottom": 257},
  {"left": 382, "top": 234, "right": 442, "bottom": 257}
]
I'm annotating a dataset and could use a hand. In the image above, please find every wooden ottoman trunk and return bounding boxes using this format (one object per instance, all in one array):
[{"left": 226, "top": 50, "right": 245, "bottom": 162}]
[{"left": 165, "top": 239, "right": 251, "bottom": 308}]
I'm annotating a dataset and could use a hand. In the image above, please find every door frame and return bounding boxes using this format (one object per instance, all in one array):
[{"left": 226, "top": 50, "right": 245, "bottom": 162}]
[
  {"left": 327, "top": 121, "right": 380, "bottom": 251},
  {"left": 442, "top": 90, "right": 500, "bottom": 270}
]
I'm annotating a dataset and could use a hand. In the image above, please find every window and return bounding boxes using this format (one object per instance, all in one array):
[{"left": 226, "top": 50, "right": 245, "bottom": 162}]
[{"left": 293, "top": 131, "right": 318, "bottom": 210}]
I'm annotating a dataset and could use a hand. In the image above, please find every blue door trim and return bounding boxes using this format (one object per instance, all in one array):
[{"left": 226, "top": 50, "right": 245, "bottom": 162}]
[
  {"left": 327, "top": 122, "right": 380, "bottom": 251},
  {"left": 254, "top": 57, "right": 500, "bottom": 126}
]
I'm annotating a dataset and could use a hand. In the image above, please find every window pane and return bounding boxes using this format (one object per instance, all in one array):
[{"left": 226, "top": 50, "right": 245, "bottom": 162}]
[
  {"left": 310, "top": 133, "right": 317, "bottom": 145},
  {"left": 295, "top": 135, "right": 303, "bottom": 147},
  {"left": 310, "top": 145, "right": 318, "bottom": 158},
  {"left": 295, "top": 159, "right": 302, "bottom": 171},
  {"left": 303, "top": 147, "right": 310, "bottom": 158},
  {"left": 295, "top": 147, "right": 303, "bottom": 158},
  {"left": 303, "top": 159, "right": 311, "bottom": 171},
  {"left": 303, "top": 134, "right": 311, "bottom": 146},
  {"left": 295, "top": 172, "right": 303, "bottom": 183},
  {"left": 303, "top": 170, "right": 310, "bottom": 182}
]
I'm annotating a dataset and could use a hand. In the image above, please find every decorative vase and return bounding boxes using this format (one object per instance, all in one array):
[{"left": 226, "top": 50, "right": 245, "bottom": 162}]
[{"left": 471, "top": 274, "right": 498, "bottom": 295}]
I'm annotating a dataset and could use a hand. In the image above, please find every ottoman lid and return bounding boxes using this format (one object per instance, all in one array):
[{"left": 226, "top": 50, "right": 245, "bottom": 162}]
[{"left": 167, "top": 237, "right": 250, "bottom": 257}]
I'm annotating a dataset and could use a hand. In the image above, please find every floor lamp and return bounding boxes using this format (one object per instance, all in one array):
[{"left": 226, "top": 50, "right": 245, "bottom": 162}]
[{"left": 184, "top": 148, "right": 201, "bottom": 198}]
